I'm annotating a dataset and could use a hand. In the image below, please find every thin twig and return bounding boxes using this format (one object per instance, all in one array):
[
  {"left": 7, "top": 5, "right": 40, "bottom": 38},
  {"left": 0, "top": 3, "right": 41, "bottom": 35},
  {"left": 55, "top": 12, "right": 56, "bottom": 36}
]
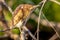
[
  {"left": 31, "top": 13, "right": 60, "bottom": 29},
  {"left": 50, "top": 0, "right": 60, "bottom": 5},
  {"left": 37, "top": 0, "right": 46, "bottom": 40},
  {"left": 32, "top": 1, "right": 45, "bottom": 40},
  {"left": 2, "top": 0, "right": 13, "bottom": 14},
  {"left": 49, "top": 34, "right": 58, "bottom": 40}
]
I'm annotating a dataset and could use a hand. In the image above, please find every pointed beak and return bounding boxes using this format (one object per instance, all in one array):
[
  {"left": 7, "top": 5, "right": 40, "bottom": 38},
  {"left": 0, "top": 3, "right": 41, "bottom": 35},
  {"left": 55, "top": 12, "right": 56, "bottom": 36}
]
[{"left": 30, "top": 5, "right": 40, "bottom": 10}]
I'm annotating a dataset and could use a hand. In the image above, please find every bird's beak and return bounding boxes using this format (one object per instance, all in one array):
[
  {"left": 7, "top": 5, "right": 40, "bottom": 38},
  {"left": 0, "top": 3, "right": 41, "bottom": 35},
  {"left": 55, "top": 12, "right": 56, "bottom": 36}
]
[{"left": 30, "top": 5, "right": 40, "bottom": 10}]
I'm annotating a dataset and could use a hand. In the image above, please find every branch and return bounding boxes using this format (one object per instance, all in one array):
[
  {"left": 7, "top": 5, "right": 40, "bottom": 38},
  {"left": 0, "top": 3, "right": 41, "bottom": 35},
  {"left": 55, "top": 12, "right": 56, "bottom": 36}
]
[
  {"left": 1, "top": 0, "right": 13, "bottom": 14},
  {"left": 31, "top": 13, "right": 60, "bottom": 38},
  {"left": 49, "top": 34, "right": 58, "bottom": 40},
  {"left": 50, "top": 0, "right": 60, "bottom": 5},
  {"left": 37, "top": 0, "right": 47, "bottom": 40},
  {"left": 23, "top": 26, "right": 37, "bottom": 40},
  {"left": 31, "top": 13, "right": 60, "bottom": 29}
]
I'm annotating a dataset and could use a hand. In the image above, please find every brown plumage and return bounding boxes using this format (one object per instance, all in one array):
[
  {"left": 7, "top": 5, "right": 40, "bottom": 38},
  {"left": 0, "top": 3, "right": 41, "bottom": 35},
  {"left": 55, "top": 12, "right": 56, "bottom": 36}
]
[{"left": 13, "top": 4, "right": 34, "bottom": 26}]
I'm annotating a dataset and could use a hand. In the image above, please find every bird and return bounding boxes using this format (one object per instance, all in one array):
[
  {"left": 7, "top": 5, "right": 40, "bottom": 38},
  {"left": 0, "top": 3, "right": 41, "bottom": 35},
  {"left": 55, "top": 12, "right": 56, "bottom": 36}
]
[
  {"left": 7, "top": 4, "right": 39, "bottom": 40},
  {"left": 10, "top": 4, "right": 39, "bottom": 28}
]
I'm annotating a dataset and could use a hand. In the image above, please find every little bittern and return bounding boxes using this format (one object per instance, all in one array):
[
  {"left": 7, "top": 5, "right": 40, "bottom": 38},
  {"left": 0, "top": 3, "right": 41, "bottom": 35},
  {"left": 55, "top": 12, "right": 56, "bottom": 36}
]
[{"left": 12, "top": 4, "right": 38, "bottom": 27}]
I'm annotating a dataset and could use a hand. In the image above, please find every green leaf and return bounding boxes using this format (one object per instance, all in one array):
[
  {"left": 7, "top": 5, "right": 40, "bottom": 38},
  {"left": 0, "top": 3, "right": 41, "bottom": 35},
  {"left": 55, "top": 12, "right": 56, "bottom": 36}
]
[{"left": 12, "top": 27, "right": 20, "bottom": 35}]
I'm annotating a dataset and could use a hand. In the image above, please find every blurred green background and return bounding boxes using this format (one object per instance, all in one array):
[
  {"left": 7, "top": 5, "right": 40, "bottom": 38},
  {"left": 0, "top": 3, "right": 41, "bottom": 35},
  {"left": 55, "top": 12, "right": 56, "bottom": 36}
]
[{"left": 0, "top": 0, "right": 60, "bottom": 40}]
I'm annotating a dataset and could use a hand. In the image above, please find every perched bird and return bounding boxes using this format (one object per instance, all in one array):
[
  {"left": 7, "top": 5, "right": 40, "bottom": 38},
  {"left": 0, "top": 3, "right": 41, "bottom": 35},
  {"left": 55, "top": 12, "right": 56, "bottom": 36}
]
[
  {"left": 10, "top": 4, "right": 39, "bottom": 28},
  {"left": 8, "top": 4, "right": 39, "bottom": 40}
]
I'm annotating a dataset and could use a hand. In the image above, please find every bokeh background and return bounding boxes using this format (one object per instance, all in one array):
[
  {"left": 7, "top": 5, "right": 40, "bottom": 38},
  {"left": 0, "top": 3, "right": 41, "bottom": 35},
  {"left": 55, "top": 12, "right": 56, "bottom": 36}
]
[{"left": 0, "top": 0, "right": 60, "bottom": 40}]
